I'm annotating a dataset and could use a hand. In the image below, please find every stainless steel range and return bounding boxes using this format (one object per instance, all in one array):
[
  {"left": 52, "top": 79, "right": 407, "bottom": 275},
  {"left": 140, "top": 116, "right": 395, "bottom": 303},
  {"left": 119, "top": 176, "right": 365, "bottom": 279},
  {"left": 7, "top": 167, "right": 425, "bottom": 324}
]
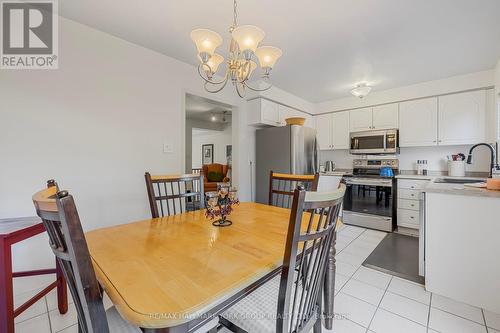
[{"left": 343, "top": 158, "right": 398, "bottom": 232}]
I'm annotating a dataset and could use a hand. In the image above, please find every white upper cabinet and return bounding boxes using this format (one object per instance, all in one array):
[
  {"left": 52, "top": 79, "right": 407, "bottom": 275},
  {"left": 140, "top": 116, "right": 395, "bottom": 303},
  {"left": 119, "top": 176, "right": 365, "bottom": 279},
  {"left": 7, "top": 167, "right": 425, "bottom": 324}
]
[
  {"left": 349, "top": 107, "right": 373, "bottom": 132},
  {"left": 260, "top": 99, "right": 280, "bottom": 125},
  {"left": 248, "top": 98, "right": 313, "bottom": 128},
  {"left": 438, "top": 90, "right": 486, "bottom": 145},
  {"left": 315, "top": 111, "right": 349, "bottom": 150},
  {"left": 349, "top": 104, "right": 398, "bottom": 132},
  {"left": 304, "top": 114, "right": 315, "bottom": 129},
  {"left": 331, "top": 111, "right": 350, "bottom": 149},
  {"left": 399, "top": 98, "right": 438, "bottom": 147},
  {"left": 279, "top": 104, "right": 314, "bottom": 128},
  {"left": 278, "top": 104, "right": 293, "bottom": 126},
  {"left": 316, "top": 114, "right": 332, "bottom": 150},
  {"left": 248, "top": 98, "right": 280, "bottom": 126},
  {"left": 372, "top": 103, "right": 399, "bottom": 130}
]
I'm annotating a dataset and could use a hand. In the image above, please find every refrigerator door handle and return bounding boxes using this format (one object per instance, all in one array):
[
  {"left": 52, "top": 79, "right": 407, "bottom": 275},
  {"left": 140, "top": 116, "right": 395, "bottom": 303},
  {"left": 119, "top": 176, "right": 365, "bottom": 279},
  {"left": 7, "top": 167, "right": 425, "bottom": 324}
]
[{"left": 313, "top": 137, "right": 319, "bottom": 174}]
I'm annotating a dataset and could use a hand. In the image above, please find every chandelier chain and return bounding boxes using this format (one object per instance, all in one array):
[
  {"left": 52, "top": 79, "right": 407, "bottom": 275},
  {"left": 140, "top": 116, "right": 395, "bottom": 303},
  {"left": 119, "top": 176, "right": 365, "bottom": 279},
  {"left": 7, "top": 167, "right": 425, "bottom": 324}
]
[{"left": 233, "top": 0, "right": 238, "bottom": 28}]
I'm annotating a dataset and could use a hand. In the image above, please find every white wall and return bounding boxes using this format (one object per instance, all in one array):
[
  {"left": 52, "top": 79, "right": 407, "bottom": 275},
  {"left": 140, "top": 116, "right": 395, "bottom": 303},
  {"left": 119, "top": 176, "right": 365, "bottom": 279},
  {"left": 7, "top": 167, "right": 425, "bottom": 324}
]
[
  {"left": 0, "top": 17, "right": 259, "bottom": 291},
  {"left": 495, "top": 59, "right": 500, "bottom": 142},
  {"left": 185, "top": 118, "right": 228, "bottom": 173},
  {"left": 192, "top": 126, "right": 232, "bottom": 168}
]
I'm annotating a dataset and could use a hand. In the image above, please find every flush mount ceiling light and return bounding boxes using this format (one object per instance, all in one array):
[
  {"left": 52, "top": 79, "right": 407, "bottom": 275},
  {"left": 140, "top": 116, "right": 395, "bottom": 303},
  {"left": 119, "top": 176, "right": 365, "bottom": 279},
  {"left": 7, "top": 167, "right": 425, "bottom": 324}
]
[
  {"left": 190, "top": 0, "right": 282, "bottom": 98},
  {"left": 351, "top": 83, "right": 372, "bottom": 98}
]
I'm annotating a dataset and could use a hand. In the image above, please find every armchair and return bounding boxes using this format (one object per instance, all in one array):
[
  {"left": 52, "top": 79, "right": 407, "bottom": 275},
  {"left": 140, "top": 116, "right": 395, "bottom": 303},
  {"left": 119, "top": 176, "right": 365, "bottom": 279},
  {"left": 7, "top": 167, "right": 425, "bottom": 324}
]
[{"left": 201, "top": 163, "right": 230, "bottom": 192}]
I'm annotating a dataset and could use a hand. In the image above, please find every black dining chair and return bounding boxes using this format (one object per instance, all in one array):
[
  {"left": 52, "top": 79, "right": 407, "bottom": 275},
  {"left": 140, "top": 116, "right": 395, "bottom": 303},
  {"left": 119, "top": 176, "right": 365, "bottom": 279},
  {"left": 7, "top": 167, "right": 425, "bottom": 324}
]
[
  {"left": 32, "top": 180, "right": 141, "bottom": 333},
  {"left": 145, "top": 172, "right": 205, "bottom": 218},
  {"left": 221, "top": 184, "right": 346, "bottom": 333},
  {"left": 268, "top": 171, "right": 320, "bottom": 209}
]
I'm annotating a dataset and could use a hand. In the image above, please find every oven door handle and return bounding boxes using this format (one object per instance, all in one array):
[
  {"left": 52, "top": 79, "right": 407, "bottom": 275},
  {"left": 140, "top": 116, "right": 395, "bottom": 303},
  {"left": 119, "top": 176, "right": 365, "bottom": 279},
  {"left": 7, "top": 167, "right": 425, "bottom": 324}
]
[
  {"left": 383, "top": 132, "right": 387, "bottom": 151},
  {"left": 345, "top": 179, "right": 393, "bottom": 187}
]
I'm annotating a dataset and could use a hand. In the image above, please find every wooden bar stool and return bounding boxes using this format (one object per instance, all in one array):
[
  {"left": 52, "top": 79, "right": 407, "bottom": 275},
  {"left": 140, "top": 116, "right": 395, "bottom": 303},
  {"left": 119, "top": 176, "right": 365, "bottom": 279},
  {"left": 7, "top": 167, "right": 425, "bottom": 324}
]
[{"left": 0, "top": 216, "right": 68, "bottom": 333}]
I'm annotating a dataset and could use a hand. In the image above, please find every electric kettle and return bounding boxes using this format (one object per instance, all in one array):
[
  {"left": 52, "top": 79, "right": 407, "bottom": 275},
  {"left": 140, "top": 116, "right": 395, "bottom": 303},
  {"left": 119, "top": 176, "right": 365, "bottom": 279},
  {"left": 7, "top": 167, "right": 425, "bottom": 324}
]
[{"left": 325, "top": 161, "right": 336, "bottom": 172}]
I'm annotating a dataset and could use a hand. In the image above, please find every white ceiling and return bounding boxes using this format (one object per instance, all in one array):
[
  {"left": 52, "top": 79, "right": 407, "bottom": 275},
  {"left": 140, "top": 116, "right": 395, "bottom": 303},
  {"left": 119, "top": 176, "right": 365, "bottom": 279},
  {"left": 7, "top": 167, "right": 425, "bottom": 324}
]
[
  {"left": 186, "top": 93, "right": 232, "bottom": 123},
  {"left": 59, "top": 0, "right": 500, "bottom": 102}
]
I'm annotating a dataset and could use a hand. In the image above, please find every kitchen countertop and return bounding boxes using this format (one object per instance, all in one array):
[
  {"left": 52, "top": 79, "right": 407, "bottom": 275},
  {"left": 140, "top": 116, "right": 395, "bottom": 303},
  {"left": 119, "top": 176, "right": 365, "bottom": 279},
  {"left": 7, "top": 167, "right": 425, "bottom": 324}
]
[
  {"left": 396, "top": 170, "right": 489, "bottom": 180},
  {"left": 423, "top": 181, "right": 500, "bottom": 198}
]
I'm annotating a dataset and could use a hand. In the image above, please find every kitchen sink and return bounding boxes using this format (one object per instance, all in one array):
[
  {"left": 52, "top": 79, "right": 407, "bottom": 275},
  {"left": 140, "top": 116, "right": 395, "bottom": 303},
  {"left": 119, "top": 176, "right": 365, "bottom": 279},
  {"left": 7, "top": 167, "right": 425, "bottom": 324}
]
[{"left": 433, "top": 178, "right": 485, "bottom": 184}]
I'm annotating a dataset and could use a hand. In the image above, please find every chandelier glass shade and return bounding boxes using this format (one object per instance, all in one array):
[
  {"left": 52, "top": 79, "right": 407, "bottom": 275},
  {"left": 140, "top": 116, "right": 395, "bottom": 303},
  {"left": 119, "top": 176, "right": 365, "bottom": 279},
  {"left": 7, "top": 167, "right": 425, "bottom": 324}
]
[{"left": 190, "top": 0, "right": 282, "bottom": 97}]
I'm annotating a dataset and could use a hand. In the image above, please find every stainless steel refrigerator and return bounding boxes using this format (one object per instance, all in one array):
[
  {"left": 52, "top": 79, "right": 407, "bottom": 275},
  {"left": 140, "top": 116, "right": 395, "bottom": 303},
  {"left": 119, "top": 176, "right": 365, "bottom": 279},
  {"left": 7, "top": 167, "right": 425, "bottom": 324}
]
[{"left": 255, "top": 125, "right": 319, "bottom": 204}]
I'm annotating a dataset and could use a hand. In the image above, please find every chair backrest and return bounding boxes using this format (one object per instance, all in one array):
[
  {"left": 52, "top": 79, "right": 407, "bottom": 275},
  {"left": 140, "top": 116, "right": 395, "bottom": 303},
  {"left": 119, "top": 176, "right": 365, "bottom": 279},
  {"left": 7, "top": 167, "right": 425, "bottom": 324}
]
[
  {"left": 32, "top": 180, "right": 109, "bottom": 333},
  {"left": 145, "top": 172, "right": 205, "bottom": 218},
  {"left": 269, "top": 171, "right": 320, "bottom": 209},
  {"left": 276, "top": 184, "right": 346, "bottom": 333},
  {"left": 202, "top": 163, "right": 229, "bottom": 181}
]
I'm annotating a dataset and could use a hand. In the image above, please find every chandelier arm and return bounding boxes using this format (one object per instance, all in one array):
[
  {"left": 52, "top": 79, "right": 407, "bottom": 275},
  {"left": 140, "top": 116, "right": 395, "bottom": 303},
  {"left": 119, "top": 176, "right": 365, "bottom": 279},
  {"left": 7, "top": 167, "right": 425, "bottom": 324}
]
[
  {"left": 243, "top": 79, "right": 273, "bottom": 92},
  {"left": 197, "top": 64, "right": 229, "bottom": 85},
  {"left": 235, "top": 81, "right": 245, "bottom": 98},
  {"left": 204, "top": 76, "right": 229, "bottom": 94}
]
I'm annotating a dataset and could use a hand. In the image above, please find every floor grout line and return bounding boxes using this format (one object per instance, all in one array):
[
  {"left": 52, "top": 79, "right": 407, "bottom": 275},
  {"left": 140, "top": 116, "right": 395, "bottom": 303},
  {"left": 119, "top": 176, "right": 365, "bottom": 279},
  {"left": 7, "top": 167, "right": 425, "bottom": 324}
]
[
  {"left": 366, "top": 274, "right": 393, "bottom": 332},
  {"left": 46, "top": 295, "right": 54, "bottom": 333},
  {"left": 482, "top": 308, "right": 489, "bottom": 333},
  {"left": 426, "top": 293, "right": 433, "bottom": 332},
  {"left": 429, "top": 303, "right": 489, "bottom": 327}
]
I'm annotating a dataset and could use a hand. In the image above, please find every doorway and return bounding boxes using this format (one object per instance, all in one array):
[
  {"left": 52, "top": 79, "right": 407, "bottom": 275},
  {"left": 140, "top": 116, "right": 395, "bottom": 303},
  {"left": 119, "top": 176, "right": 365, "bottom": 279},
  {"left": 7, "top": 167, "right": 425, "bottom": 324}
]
[{"left": 185, "top": 93, "right": 233, "bottom": 187}]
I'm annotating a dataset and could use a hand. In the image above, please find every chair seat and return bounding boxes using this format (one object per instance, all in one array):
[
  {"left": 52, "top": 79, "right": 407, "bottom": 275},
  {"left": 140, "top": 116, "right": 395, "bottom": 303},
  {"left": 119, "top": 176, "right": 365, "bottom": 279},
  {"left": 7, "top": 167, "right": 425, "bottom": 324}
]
[
  {"left": 222, "top": 274, "right": 308, "bottom": 333},
  {"left": 222, "top": 275, "right": 281, "bottom": 333},
  {"left": 106, "top": 306, "right": 219, "bottom": 333},
  {"left": 106, "top": 307, "right": 142, "bottom": 332}
]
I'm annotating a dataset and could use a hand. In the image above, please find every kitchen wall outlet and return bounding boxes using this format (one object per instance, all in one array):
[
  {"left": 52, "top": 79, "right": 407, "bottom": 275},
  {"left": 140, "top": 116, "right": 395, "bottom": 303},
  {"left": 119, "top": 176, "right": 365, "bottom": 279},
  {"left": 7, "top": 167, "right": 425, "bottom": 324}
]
[{"left": 163, "top": 143, "right": 173, "bottom": 153}]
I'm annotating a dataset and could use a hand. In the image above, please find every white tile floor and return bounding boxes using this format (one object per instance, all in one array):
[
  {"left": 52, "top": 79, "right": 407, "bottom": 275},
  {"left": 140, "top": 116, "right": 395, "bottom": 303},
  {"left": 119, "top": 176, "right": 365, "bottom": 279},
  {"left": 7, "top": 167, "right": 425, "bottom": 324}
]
[{"left": 12, "top": 224, "right": 500, "bottom": 333}]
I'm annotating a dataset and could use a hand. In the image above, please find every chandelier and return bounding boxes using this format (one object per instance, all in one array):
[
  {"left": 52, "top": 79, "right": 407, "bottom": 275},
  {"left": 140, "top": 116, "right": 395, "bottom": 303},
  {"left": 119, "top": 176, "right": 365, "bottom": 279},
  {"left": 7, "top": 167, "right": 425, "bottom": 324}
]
[{"left": 190, "top": 0, "right": 282, "bottom": 98}]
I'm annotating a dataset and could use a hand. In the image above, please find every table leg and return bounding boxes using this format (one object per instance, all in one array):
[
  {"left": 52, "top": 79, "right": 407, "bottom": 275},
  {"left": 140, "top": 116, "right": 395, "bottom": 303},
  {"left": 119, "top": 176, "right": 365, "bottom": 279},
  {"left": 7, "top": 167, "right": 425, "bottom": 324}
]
[
  {"left": 0, "top": 238, "right": 14, "bottom": 333},
  {"left": 323, "top": 231, "right": 336, "bottom": 330},
  {"left": 55, "top": 259, "right": 68, "bottom": 314}
]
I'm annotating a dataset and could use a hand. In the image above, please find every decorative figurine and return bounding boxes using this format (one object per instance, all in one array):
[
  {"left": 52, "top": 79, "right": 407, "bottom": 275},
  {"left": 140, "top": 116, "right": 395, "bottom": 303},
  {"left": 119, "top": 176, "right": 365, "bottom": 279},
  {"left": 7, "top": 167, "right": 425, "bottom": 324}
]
[{"left": 205, "top": 183, "right": 239, "bottom": 227}]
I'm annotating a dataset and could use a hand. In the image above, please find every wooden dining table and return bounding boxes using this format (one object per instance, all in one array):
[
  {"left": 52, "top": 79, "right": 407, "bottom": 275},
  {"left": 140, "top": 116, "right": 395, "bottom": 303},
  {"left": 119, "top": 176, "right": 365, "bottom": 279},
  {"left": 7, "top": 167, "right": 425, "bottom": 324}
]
[{"left": 85, "top": 202, "right": 339, "bottom": 332}]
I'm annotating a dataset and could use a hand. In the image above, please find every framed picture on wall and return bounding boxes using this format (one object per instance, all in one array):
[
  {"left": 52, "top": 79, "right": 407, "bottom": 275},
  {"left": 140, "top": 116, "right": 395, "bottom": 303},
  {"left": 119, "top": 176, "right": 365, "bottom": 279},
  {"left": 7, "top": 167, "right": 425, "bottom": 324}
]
[{"left": 202, "top": 144, "right": 214, "bottom": 165}]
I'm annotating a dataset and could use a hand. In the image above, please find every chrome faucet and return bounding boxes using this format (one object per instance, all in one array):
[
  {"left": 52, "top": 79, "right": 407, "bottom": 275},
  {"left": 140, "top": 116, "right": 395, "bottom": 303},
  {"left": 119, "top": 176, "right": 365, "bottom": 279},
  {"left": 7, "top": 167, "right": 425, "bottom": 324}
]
[{"left": 466, "top": 143, "right": 498, "bottom": 178}]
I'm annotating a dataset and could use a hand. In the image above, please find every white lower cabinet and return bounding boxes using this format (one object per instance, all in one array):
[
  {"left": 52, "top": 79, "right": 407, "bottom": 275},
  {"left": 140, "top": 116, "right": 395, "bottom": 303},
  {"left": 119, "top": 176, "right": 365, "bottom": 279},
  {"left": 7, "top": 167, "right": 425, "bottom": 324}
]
[{"left": 397, "top": 178, "right": 430, "bottom": 230}]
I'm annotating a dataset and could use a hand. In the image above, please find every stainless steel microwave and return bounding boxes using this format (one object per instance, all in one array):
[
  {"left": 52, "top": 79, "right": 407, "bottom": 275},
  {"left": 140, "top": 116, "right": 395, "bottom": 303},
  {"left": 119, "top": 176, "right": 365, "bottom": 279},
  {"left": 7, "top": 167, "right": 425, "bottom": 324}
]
[{"left": 350, "top": 129, "right": 399, "bottom": 154}]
